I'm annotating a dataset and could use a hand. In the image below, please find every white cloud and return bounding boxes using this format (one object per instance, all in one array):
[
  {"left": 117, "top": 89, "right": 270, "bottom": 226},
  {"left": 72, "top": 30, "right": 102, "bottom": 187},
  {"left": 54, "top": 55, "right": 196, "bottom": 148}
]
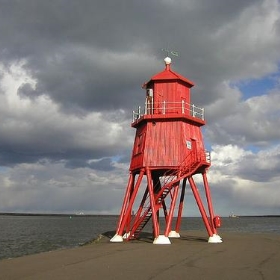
[
  {"left": 0, "top": 62, "right": 133, "bottom": 160},
  {"left": 207, "top": 144, "right": 280, "bottom": 214},
  {"left": 0, "top": 160, "right": 127, "bottom": 214},
  {"left": 0, "top": 0, "right": 280, "bottom": 216},
  {"left": 211, "top": 0, "right": 280, "bottom": 80},
  {"left": 206, "top": 89, "right": 280, "bottom": 146}
]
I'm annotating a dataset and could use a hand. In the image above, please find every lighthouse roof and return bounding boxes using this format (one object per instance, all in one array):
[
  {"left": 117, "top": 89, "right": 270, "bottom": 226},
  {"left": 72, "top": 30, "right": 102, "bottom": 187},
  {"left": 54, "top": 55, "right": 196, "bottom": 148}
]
[{"left": 143, "top": 57, "right": 195, "bottom": 88}]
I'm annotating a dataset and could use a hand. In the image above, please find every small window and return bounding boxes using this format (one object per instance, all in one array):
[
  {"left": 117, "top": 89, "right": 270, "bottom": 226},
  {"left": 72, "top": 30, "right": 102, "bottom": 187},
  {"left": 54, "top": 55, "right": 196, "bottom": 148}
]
[
  {"left": 147, "top": 88, "right": 153, "bottom": 97},
  {"left": 186, "top": 140, "right": 192, "bottom": 149},
  {"left": 134, "top": 133, "right": 145, "bottom": 155}
]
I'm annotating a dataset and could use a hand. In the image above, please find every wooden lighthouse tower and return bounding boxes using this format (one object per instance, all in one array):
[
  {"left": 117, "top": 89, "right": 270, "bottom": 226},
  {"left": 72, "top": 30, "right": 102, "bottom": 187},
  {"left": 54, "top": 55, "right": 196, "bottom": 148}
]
[{"left": 111, "top": 57, "right": 222, "bottom": 244}]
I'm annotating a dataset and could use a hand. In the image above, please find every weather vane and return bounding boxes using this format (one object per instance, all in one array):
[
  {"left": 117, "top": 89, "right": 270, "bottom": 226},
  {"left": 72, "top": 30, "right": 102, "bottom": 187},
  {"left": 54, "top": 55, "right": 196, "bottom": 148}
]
[{"left": 161, "top": 48, "right": 179, "bottom": 57}]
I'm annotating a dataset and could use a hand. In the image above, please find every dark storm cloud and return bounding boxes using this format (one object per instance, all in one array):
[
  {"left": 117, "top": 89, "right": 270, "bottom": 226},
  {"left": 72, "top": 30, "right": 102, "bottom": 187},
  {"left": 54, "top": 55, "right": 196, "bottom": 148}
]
[
  {"left": 0, "top": 0, "right": 265, "bottom": 113},
  {"left": 1, "top": 0, "right": 280, "bottom": 215},
  {"left": 234, "top": 150, "right": 280, "bottom": 182},
  {"left": 0, "top": 1, "right": 161, "bottom": 112},
  {"left": 65, "top": 157, "right": 116, "bottom": 171},
  {"left": 205, "top": 90, "right": 280, "bottom": 148},
  {"left": 1, "top": 0, "right": 279, "bottom": 161}
]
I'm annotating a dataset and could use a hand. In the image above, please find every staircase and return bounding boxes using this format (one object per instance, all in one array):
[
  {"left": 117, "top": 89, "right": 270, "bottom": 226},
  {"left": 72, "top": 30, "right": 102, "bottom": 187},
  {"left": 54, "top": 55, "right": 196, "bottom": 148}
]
[
  {"left": 132, "top": 208, "right": 152, "bottom": 238},
  {"left": 127, "top": 151, "right": 205, "bottom": 240}
]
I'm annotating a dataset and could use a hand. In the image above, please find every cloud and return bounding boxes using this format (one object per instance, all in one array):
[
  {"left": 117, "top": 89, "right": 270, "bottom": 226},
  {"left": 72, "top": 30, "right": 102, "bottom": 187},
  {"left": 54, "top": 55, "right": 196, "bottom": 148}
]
[
  {"left": 0, "top": 0, "right": 280, "bottom": 215},
  {"left": 208, "top": 144, "right": 280, "bottom": 214},
  {"left": 0, "top": 159, "right": 128, "bottom": 214},
  {"left": 205, "top": 88, "right": 280, "bottom": 147},
  {"left": 0, "top": 61, "right": 133, "bottom": 166}
]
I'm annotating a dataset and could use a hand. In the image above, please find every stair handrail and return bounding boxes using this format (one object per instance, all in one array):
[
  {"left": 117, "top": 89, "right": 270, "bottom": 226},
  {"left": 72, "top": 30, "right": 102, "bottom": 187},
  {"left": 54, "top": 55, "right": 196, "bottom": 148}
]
[{"left": 128, "top": 150, "right": 208, "bottom": 238}]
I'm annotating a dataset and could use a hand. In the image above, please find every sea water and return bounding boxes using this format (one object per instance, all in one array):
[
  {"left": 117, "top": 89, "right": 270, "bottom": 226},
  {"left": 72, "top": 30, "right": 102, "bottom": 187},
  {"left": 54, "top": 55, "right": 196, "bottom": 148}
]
[{"left": 0, "top": 215, "right": 279, "bottom": 260}]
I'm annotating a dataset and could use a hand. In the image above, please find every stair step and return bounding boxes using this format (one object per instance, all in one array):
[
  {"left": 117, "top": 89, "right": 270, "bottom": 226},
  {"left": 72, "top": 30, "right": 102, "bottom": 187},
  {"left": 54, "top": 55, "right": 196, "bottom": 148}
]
[{"left": 130, "top": 158, "right": 202, "bottom": 239}]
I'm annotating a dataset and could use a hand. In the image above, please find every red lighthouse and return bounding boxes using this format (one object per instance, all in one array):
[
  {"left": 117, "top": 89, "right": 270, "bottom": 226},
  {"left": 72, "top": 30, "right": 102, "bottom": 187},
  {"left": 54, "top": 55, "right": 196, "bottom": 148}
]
[{"left": 111, "top": 57, "right": 222, "bottom": 244}]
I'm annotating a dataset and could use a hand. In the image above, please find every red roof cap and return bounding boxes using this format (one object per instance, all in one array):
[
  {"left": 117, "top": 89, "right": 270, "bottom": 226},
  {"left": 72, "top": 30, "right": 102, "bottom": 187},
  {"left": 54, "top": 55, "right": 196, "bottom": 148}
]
[{"left": 143, "top": 57, "right": 195, "bottom": 88}]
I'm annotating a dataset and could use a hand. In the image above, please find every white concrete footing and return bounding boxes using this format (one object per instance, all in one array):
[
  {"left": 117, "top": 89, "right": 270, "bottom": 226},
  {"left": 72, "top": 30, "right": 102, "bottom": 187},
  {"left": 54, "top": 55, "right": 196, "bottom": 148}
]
[
  {"left": 208, "top": 234, "right": 223, "bottom": 243},
  {"left": 168, "top": 230, "right": 180, "bottom": 238},
  {"left": 153, "top": 235, "right": 171, "bottom": 245},
  {"left": 122, "top": 232, "right": 130, "bottom": 239},
  {"left": 110, "top": 234, "right": 124, "bottom": 243}
]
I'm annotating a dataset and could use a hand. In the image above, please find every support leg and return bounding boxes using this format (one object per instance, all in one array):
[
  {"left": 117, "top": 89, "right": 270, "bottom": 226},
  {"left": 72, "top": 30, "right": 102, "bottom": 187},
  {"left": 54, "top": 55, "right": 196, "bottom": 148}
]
[
  {"left": 119, "top": 170, "right": 145, "bottom": 234},
  {"left": 110, "top": 173, "right": 134, "bottom": 242},
  {"left": 173, "top": 178, "right": 187, "bottom": 236},
  {"left": 188, "top": 177, "right": 213, "bottom": 237},
  {"left": 165, "top": 182, "right": 180, "bottom": 237},
  {"left": 202, "top": 172, "right": 216, "bottom": 234},
  {"left": 188, "top": 176, "right": 222, "bottom": 243},
  {"left": 111, "top": 170, "right": 144, "bottom": 242},
  {"left": 147, "top": 168, "right": 170, "bottom": 245},
  {"left": 146, "top": 168, "right": 159, "bottom": 237},
  {"left": 202, "top": 172, "right": 222, "bottom": 243}
]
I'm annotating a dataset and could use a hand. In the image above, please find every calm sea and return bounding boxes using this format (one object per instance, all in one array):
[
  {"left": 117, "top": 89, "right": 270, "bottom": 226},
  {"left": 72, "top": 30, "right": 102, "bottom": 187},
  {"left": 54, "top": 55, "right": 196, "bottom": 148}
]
[{"left": 0, "top": 215, "right": 280, "bottom": 260}]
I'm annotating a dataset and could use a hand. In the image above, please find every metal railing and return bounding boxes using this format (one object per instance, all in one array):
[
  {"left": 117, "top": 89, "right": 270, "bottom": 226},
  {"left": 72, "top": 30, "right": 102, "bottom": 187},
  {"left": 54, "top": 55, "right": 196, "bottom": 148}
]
[
  {"left": 205, "top": 151, "right": 211, "bottom": 163},
  {"left": 132, "top": 100, "right": 204, "bottom": 122}
]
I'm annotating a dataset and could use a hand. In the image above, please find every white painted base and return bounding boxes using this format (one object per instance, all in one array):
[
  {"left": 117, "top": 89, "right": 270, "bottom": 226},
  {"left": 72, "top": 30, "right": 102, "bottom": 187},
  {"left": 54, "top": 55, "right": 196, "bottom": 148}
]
[
  {"left": 208, "top": 234, "right": 223, "bottom": 243},
  {"left": 122, "top": 232, "right": 130, "bottom": 239},
  {"left": 168, "top": 231, "right": 180, "bottom": 238},
  {"left": 153, "top": 235, "right": 171, "bottom": 245},
  {"left": 110, "top": 234, "right": 124, "bottom": 243}
]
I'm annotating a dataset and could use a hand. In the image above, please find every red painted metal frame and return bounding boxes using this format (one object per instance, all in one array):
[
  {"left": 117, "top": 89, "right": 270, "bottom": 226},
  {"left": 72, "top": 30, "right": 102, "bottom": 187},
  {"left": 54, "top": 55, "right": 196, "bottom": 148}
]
[
  {"left": 188, "top": 176, "right": 214, "bottom": 237},
  {"left": 175, "top": 178, "right": 187, "bottom": 233},
  {"left": 112, "top": 59, "right": 220, "bottom": 242},
  {"left": 115, "top": 170, "right": 144, "bottom": 236}
]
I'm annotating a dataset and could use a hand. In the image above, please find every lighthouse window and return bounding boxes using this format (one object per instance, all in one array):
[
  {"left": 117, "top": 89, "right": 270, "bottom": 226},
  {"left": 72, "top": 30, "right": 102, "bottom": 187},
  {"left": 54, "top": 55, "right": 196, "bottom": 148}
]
[
  {"left": 135, "top": 133, "right": 145, "bottom": 155},
  {"left": 186, "top": 140, "right": 192, "bottom": 149},
  {"left": 147, "top": 88, "right": 153, "bottom": 97}
]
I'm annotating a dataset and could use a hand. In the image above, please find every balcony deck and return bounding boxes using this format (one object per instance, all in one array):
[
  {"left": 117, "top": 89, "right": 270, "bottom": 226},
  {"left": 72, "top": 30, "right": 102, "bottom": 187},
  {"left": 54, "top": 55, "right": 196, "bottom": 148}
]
[{"left": 132, "top": 101, "right": 205, "bottom": 127}]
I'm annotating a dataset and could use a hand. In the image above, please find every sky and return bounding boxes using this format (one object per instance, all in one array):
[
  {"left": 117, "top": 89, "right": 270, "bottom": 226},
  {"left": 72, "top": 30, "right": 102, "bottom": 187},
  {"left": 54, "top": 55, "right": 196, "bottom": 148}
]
[{"left": 0, "top": 0, "right": 280, "bottom": 217}]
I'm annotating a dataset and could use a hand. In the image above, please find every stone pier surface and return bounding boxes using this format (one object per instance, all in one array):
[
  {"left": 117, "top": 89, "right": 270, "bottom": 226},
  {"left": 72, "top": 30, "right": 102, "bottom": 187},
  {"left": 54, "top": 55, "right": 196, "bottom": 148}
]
[{"left": 0, "top": 231, "right": 280, "bottom": 280}]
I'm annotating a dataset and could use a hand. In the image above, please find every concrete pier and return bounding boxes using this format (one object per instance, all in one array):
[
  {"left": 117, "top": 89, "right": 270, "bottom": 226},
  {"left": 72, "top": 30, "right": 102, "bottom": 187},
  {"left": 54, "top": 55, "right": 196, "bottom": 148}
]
[{"left": 0, "top": 231, "right": 280, "bottom": 280}]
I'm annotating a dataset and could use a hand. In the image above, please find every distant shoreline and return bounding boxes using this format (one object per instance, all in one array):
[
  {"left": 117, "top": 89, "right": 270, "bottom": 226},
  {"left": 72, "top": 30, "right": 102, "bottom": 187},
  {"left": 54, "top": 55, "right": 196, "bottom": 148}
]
[
  {"left": 0, "top": 213, "right": 279, "bottom": 218},
  {"left": 0, "top": 213, "right": 119, "bottom": 217}
]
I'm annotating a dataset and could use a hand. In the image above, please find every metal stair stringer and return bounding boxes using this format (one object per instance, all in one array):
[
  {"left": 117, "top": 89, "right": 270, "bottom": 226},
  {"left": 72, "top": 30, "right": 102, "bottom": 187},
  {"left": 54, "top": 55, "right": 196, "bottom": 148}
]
[
  {"left": 127, "top": 155, "right": 203, "bottom": 240},
  {"left": 155, "top": 160, "right": 201, "bottom": 203},
  {"left": 127, "top": 189, "right": 154, "bottom": 240}
]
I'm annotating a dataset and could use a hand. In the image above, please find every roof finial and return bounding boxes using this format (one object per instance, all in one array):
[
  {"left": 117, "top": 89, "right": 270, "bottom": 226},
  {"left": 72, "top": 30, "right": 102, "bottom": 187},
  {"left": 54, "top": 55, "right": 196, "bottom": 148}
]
[
  {"left": 161, "top": 48, "right": 179, "bottom": 69},
  {"left": 164, "top": 56, "right": 172, "bottom": 65}
]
